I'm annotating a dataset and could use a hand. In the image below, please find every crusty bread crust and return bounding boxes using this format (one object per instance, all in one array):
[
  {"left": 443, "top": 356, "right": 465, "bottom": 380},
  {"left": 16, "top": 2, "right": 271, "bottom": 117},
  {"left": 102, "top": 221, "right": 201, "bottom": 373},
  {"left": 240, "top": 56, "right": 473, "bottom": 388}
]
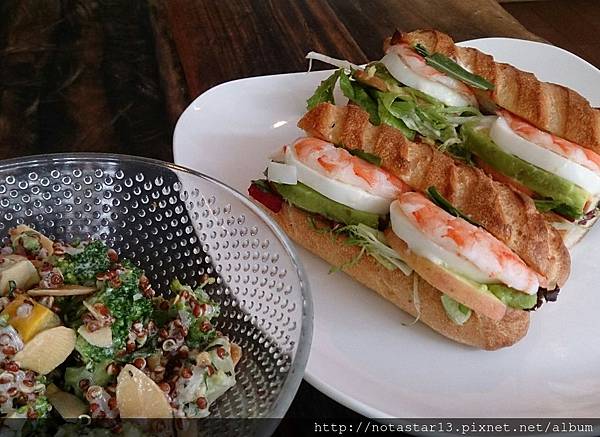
[
  {"left": 271, "top": 203, "right": 529, "bottom": 350},
  {"left": 398, "top": 29, "right": 600, "bottom": 153},
  {"left": 298, "top": 103, "right": 571, "bottom": 288}
]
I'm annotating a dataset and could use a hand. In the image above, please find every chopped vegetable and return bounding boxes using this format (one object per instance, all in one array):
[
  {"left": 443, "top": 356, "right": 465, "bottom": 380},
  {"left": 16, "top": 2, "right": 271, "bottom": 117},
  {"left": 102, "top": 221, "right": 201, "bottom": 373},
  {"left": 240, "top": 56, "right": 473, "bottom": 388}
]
[
  {"left": 305, "top": 51, "right": 359, "bottom": 71},
  {"left": 0, "top": 225, "right": 241, "bottom": 422},
  {"left": 534, "top": 199, "right": 564, "bottom": 213},
  {"left": 248, "top": 180, "right": 284, "bottom": 213},
  {"left": 414, "top": 44, "right": 494, "bottom": 90},
  {"left": 1, "top": 295, "right": 60, "bottom": 342}
]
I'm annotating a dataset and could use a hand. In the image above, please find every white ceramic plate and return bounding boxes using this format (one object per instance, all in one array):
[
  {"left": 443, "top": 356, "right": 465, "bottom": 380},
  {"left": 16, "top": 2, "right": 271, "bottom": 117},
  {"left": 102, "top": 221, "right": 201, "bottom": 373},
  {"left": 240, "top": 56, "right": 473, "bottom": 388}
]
[{"left": 173, "top": 38, "right": 600, "bottom": 418}]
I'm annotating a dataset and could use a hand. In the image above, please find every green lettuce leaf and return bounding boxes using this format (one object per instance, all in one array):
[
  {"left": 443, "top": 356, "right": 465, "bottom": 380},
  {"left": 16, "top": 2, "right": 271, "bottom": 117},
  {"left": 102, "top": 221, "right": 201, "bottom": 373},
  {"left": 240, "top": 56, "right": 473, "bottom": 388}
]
[
  {"left": 339, "top": 71, "right": 380, "bottom": 125},
  {"left": 307, "top": 70, "right": 340, "bottom": 110}
]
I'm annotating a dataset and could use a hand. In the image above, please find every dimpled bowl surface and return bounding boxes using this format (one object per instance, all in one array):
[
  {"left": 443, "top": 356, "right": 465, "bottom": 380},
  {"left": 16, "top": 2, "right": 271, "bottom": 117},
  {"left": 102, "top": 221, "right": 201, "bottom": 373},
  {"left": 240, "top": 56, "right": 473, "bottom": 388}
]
[{"left": 0, "top": 154, "right": 312, "bottom": 426}]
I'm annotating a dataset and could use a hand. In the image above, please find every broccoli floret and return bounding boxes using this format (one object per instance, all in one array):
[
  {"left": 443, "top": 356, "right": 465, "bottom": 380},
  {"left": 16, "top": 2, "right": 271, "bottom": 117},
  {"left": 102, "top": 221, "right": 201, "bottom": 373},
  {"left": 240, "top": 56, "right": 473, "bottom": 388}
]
[
  {"left": 57, "top": 241, "right": 110, "bottom": 285},
  {"left": 75, "top": 335, "right": 114, "bottom": 364},
  {"left": 95, "top": 263, "right": 153, "bottom": 351},
  {"left": 170, "top": 277, "right": 185, "bottom": 292},
  {"left": 16, "top": 395, "right": 51, "bottom": 419},
  {"left": 179, "top": 281, "right": 221, "bottom": 350},
  {"left": 187, "top": 321, "right": 218, "bottom": 349},
  {"left": 65, "top": 361, "right": 113, "bottom": 398},
  {"left": 30, "top": 395, "right": 51, "bottom": 418}
]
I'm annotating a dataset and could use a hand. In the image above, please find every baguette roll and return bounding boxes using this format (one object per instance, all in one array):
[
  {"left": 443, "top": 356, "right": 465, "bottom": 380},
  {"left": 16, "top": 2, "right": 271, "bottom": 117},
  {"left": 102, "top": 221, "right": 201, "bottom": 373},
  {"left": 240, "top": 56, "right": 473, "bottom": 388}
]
[
  {"left": 271, "top": 202, "right": 529, "bottom": 350},
  {"left": 298, "top": 102, "right": 571, "bottom": 289},
  {"left": 395, "top": 29, "right": 600, "bottom": 154}
]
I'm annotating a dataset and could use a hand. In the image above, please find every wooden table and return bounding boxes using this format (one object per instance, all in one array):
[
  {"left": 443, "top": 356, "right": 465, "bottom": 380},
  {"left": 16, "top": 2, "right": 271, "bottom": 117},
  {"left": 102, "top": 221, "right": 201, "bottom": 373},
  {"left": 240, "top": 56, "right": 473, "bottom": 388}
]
[{"left": 1, "top": 0, "right": 598, "bottom": 432}]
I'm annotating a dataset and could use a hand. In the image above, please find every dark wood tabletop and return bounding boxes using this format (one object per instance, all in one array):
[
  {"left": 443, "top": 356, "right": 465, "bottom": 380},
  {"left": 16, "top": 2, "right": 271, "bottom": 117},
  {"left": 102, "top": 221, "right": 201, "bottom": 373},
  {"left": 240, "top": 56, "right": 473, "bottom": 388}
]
[{"left": 1, "top": 0, "right": 599, "bottom": 432}]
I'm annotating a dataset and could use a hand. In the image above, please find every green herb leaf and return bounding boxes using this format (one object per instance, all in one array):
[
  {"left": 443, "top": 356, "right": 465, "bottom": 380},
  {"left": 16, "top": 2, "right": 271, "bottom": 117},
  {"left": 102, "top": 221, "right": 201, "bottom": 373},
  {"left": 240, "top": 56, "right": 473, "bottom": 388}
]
[
  {"left": 373, "top": 87, "right": 478, "bottom": 161},
  {"left": 415, "top": 44, "right": 494, "bottom": 91},
  {"left": 427, "top": 186, "right": 480, "bottom": 227},
  {"left": 347, "top": 149, "right": 382, "bottom": 166},
  {"left": 307, "top": 70, "right": 340, "bottom": 110},
  {"left": 413, "top": 44, "right": 429, "bottom": 58}
]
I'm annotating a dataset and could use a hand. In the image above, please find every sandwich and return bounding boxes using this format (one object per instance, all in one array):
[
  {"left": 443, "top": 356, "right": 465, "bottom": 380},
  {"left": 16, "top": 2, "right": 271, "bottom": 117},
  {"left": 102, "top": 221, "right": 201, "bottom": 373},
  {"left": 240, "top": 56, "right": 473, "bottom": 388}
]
[
  {"left": 304, "top": 29, "right": 600, "bottom": 246},
  {"left": 248, "top": 103, "right": 571, "bottom": 350}
]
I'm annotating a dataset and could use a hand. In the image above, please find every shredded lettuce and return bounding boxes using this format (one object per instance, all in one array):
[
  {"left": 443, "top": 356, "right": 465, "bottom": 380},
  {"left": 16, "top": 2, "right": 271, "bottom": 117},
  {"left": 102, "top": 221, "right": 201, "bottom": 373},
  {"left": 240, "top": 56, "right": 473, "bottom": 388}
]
[
  {"left": 375, "top": 87, "right": 480, "bottom": 160},
  {"left": 306, "top": 60, "right": 482, "bottom": 161},
  {"left": 336, "top": 223, "right": 412, "bottom": 275}
]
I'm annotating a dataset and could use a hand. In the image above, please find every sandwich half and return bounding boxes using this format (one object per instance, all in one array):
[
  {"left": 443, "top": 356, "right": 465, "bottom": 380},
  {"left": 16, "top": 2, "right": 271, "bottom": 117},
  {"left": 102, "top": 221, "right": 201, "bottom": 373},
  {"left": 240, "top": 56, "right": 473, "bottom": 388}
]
[
  {"left": 305, "top": 29, "right": 600, "bottom": 246},
  {"left": 249, "top": 105, "right": 571, "bottom": 349}
]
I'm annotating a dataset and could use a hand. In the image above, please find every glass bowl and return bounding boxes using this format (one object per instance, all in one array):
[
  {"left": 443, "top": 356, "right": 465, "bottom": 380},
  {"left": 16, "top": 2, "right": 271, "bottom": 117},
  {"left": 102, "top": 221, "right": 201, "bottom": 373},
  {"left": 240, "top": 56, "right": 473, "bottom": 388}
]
[{"left": 0, "top": 154, "right": 312, "bottom": 428}]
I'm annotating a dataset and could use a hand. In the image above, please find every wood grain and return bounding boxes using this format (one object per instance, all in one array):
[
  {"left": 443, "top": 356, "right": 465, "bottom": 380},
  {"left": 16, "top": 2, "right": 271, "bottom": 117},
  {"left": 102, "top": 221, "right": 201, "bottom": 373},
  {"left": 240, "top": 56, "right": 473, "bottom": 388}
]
[
  {"left": 165, "top": 0, "right": 366, "bottom": 96},
  {"left": 0, "top": 0, "right": 175, "bottom": 161},
  {"left": 0, "top": 0, "right": 61, "bottom": 157},
  {"left": 166, "top": 0, "right": 543, "bottom": 98},
  {"left": 503, "top": 0, "right": 600, "bottom": 68}
]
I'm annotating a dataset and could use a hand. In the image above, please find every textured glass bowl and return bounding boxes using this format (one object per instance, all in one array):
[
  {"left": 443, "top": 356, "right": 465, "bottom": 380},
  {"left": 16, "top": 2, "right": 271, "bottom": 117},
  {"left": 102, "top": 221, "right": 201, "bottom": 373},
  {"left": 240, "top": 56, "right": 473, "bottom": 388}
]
[{"left": 0, "top": 154, "right": 312, "bottom": 424}]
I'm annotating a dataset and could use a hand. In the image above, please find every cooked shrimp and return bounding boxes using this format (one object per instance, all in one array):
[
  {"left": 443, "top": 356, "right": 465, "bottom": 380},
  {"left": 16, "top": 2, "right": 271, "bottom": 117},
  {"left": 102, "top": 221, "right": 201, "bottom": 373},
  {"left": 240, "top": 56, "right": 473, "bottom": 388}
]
[
  {"left": 392, "top": 192, "right": 543, "bottom": 293},
  {"left": 500, "top": 110, "right": 600, "bottom": 175},
  {"left": 386, "top": 43, "right": 478, "bottom": 107},
  {"left": 289, "top": 137, "right": 409, "bottom": 199}
]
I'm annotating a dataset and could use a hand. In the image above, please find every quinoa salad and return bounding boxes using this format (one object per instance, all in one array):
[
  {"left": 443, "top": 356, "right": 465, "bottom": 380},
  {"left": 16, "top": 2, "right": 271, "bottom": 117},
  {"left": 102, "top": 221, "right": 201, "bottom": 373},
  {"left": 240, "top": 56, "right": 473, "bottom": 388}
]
[{"left": 0, "top": 225, "right": 241, "bottom": 428}]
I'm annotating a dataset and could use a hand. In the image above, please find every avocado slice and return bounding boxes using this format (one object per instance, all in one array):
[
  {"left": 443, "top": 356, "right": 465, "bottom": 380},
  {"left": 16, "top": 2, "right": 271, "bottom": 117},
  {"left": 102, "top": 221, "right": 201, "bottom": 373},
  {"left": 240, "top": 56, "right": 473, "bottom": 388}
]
[
  {"left": 462, "top": 121, "right": 588, "bottom": 219},
  {"left": 444, "top": 268, "right": 536, "bottom": 311},
  {"left": 271, "top": 182, "right": 381, "bottom": 228},
  {"left": 488, "top": 284, "right": 537, "bottom": 310}
]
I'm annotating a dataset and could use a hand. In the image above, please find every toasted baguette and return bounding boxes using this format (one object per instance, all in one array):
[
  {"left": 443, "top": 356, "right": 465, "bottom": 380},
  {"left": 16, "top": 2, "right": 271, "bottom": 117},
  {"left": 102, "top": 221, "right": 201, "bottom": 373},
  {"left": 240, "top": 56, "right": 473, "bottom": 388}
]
[
  {"left": 396, "top": 29, "right": 600, "bottom": 153},
  {"left": 271, "top": 203, "right": 529, "bottom": 350},
  {"left": 298, "top": 103, "right": 571, "bottom": 288}
]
